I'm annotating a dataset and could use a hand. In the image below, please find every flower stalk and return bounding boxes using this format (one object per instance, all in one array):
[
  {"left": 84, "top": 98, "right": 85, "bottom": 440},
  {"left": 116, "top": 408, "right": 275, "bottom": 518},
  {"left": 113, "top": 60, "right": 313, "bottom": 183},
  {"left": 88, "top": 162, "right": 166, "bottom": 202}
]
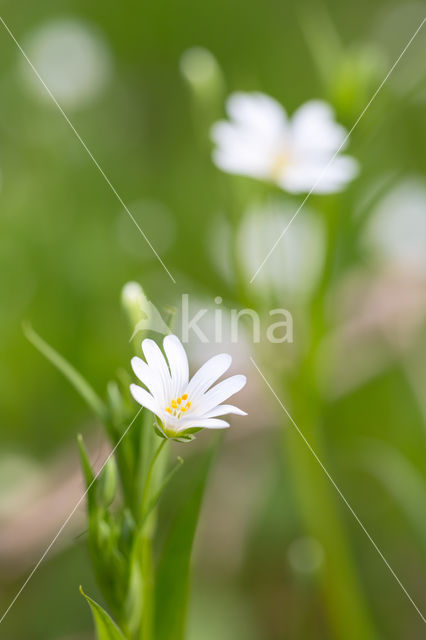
[{"left": 24, "top": 288, "right": 247, "bottom": 640}]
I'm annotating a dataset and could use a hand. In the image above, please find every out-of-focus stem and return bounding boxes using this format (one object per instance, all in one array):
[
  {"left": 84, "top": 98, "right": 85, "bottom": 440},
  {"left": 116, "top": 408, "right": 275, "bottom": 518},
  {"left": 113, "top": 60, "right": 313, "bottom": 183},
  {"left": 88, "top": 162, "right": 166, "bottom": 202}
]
[
  {"left": 282, "top": 199, "right": 376, "bottom": 638},
  {"left": 285, "top": 375, "right": 376, "bottom": 639}
]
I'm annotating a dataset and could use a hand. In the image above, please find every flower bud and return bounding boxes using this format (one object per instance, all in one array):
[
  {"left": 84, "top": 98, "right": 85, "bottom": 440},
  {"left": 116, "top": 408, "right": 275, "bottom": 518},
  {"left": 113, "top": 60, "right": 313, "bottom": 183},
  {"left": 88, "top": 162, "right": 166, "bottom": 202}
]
[
  {"left": 121, "top": 281, "right": 150, "bottom": 328},
  {"left": 121, "top": 281, "right": 155, "bottom": 352},
  {"left": 180, "top": 47, "right": 221, "bottom": 91},
  {"left": 179, "top": 47, "right": 225, "bottom": 135}
]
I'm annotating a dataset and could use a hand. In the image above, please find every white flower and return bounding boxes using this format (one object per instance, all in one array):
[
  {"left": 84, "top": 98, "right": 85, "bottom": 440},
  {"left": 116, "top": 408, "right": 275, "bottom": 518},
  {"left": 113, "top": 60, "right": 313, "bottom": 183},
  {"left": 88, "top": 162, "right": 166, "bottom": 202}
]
[
  {"left": 130, "top": 335, "right": 247, "bottom": 438},
  {"left": 211, "top": 92, "right": 359, "bottom": 194}
]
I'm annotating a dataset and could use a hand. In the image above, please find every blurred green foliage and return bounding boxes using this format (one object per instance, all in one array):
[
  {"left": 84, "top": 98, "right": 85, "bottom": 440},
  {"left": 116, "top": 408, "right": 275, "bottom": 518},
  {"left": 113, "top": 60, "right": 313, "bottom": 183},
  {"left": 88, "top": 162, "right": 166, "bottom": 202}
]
[{"left": 1, "top": 0, "right": 426, "bottom": 638}]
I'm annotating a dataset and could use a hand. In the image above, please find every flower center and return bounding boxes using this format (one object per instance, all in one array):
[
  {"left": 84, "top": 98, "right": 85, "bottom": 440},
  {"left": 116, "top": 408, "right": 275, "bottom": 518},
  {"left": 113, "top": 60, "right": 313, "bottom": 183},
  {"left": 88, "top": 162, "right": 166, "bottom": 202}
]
[
  {"left": 270, "top": 149, "right": 290, "bottom": 180},
  {"left": 165, "top": 393, "right": 191, "bottom": 419}
]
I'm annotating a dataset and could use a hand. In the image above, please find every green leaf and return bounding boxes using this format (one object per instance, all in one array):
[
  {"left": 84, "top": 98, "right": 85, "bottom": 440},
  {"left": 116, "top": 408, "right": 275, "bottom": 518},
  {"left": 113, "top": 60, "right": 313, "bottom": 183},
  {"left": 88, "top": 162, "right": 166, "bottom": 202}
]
[
  {"left": 80, "top": 586, "right": 126, "bottom": 640},
  {"left": 23, "top": 322, "right": 107, "bottom": 421},
  {"left": 154, "top": 441, "right": 218, "bottom": 640},
  {"left": 96, "top": 457, "right": 118, "bottom": 508},
  {"left": 77, "top": 434, "right": 96, "bottom": 512},
  {"left": 77, "top": 434, "right": 95, "bottom": 485},
  {"left": 107, "top": 380, "right": 127, "bottom": 435}
]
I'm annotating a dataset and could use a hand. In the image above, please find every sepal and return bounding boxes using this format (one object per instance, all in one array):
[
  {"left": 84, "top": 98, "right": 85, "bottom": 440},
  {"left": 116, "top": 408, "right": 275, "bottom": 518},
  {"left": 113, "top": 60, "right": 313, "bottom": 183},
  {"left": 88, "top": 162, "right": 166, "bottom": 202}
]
[
  {"left": 173, "top": 433, "right": 196, "bottom": 443},
  {"left": 153, "top": 419, "right": 167, "bottom": 439}
]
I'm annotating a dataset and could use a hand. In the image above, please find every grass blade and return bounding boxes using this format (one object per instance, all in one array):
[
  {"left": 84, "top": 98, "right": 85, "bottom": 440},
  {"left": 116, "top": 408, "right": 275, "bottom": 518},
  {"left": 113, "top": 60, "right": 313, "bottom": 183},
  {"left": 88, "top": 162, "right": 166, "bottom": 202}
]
[
  {"left": 154, "top": 441, "right": 217, "bottom": 640},
  {"left": 23, "top": 322, "right": 107, "bottom": 421}
]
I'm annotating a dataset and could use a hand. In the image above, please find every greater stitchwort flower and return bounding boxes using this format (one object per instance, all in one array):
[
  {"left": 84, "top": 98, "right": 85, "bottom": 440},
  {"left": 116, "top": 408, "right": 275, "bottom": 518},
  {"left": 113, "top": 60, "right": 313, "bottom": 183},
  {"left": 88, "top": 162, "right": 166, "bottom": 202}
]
[
  {"left": 211, "top": 92, "right": 358, "bottom": 194},
  {"left": 130, "top": 334, "right": 247, "bottom": 438}
]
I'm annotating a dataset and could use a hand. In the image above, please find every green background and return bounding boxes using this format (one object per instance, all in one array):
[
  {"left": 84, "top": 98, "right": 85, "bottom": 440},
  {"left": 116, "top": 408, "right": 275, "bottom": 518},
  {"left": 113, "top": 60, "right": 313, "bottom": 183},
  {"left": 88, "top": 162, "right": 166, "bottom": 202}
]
[{"left": 0, "top": 0, "right": 425, "bottom": 638}]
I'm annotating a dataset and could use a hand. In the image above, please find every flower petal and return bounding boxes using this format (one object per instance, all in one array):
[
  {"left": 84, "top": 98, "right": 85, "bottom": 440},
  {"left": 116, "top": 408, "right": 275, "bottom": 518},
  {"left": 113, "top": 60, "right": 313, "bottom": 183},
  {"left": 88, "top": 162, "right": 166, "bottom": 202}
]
[
  {"left": 290, "top": 100, "right": 347, "bottom": 155},
  {"left": 142, "top": 338, "right": 171, "bottom": 405},
  {"left": 197, "top": 374, "right": 247, "bottom": 414},
  {"left": 163, "top": 334, "right": 189, "bottom": 398},
  {"left": 202, "top": 404, "right": 247, "bottom": 418},
  {"left": 280, "top": 155, "right": 359, "bottom": 194},
  {"left": 131, "top": 356, "right": 161, "bottom": 398},
  {"left": 211, "top": 92, "right": 288, "bottom": 181},
  {"left": 186, "top": 353, "right": 232, "bottom": 401},
  {"left": 130, "top": 383, "right": 159, "bottom": 416},
  {"left": 211, "top": 122, "right": 273, "bottom": 179},
  {"left": 177, "top": 418, "right": 230, "bottom": 432},
  {"left": 227, "top": 92, "right": 287, "bottom": 138}
]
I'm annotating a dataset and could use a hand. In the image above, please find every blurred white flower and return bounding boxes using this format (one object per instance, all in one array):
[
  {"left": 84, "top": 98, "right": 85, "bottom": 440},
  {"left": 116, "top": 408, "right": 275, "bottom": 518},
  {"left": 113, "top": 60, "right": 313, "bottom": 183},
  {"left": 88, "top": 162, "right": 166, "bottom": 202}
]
[
  {"left": 211, "top": 92, "right": 358, "bottom": 194},
  {"left": 363, "top": 177, "right": 426, "bottom": 269},
  {"left": 237, "top": 201, "right": 326, "bottom": 297},
  {"left": 130, "top": 335, "right": 246, "bottom": 439},
  {"left": 209, "top": 200, "right": 325, "bottom": 299},
  {"left": 22, "top": 18, "right": 113, "bottom": 109}
]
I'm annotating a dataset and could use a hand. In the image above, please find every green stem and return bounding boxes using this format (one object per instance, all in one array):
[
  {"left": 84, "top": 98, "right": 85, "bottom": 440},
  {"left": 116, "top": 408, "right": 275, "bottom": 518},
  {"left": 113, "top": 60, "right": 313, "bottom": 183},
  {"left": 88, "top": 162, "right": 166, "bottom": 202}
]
[
  {"left": 140, "top": 439, "right": 167, "bottom": 523},
  {"left": 138, "top": 438, "right": 167, "bottom": 640},
  {"left": 141, "top": 457, "right": 184, "bottom": 528}
]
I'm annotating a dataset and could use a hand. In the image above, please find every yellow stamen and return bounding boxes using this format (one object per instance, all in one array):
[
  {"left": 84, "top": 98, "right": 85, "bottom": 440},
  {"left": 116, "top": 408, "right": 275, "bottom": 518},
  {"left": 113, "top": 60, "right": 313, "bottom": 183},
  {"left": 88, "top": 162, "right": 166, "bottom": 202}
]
[{"left": 165, "top": 396, "right": 191, "bottom": 419}]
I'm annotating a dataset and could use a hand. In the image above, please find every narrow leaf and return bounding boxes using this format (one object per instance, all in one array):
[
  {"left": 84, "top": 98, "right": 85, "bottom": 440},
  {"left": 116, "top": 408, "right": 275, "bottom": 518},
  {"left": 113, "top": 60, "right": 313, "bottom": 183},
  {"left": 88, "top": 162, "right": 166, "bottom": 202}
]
[
  {"left": 154, "top": 442, "right": 217, "bottom": 640},
  {"left": 23, "top": 322, "right": 107, "bottom": 421},
  {"left": 77, "top": 434, "right": 95, "bottom": 486},
  {"left": 96, "top": 457, "right": 118, "bottom": 508},
  {"left": 77, "top": 434, "right": 96, "bottom": 511},
  {"left": 80, "top": 586, "right": 126, "bottom": 640}
]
